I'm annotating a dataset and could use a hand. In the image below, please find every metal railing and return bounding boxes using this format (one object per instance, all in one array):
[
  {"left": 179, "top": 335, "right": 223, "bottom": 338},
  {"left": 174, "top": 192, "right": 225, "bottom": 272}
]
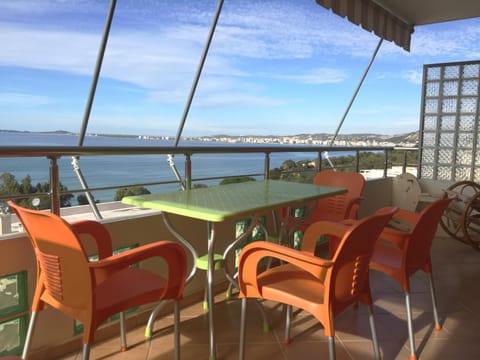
[{"left": 0, "top": 144, "right": 416, "bottom": 216}]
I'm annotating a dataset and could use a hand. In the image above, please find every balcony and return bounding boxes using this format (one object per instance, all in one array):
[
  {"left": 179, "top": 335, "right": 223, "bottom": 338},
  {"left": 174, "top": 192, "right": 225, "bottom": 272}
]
[
  {"left": 2, "top": 0, "right": 480, "bottom": 357},
  {"left": 1, "top": 142, "right": 479, "bottom": 359}
]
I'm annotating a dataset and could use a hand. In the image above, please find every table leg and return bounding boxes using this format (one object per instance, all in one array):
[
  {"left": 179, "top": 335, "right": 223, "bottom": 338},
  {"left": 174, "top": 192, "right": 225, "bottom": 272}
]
[
  {"left": 276, "top": 201, "right": 318, "bottom": 248},
  {"left": 160, "top": 214, "right": 266, "bottom": 360},
  {"left": 144, "top": 213, "right": 199, "bottom": 338},
  {"left": 162, "top": 213, "right": 198, "bottom": 283},
  {"left": 222, "top": 214, "right": 260, "bottom": 289},
  {"left": 206, "top": 221, "right": 217, "bottom": 360},
  {"left": 277, "top": 205, "right": 291, "bottom": 246},
  {"left": 206, "top": 216, "right": 261, "bottom": 359}
]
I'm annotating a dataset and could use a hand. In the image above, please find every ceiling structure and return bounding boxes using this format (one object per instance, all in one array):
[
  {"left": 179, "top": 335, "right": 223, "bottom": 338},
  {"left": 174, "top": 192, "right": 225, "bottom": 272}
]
[{"left": 316, "top": 0, "right": 480, "bottom": 51}]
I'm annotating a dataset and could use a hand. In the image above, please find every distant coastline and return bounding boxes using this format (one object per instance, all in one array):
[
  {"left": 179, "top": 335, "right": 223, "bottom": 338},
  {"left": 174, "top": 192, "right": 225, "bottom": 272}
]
[
  {"left": 0, "top": 131, "right": 417, "bottom": 205},
  {"left": 0, "top": 129, "right": 138, "bottom": 138},
  {"left": 0, "top": 129, "right": 419, "bottom": 147}
]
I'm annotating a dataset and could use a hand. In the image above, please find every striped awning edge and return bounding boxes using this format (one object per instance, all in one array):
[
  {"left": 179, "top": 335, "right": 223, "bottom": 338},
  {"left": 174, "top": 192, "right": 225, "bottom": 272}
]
[{"left": 316, "top": 0, "right": 414, "bottom": 51}]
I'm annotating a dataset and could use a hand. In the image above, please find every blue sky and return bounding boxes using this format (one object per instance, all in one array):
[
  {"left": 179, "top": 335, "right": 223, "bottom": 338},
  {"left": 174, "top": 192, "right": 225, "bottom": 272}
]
[{"left": 1, "top": 0, "right": 480, "bottom": 137}]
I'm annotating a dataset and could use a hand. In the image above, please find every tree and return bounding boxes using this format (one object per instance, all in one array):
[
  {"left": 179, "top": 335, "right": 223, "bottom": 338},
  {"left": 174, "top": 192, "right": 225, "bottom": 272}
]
[
  {"left": 0, "top": 172, "right": 74, "bottom": 210},
  {"left": 219, "top": 177, "right": 256, "bottom": 185},
  {"left": 280, "top": 160, "right": 296, "bottom": 170},
  {"left": 114, "top": 186, "right": 151, "bottom": 201},
  {"left": 0, "top": 173, "right": 20, "bottom": 195},
  {"left": 77, "top": 194, "right": 99, "bottom": 205},
  {"left": 34, "top": 179, "right": 73, "bottom": 209},
  {"left": 270, "top": 159, "right": 316, "bottom": 183},
  {"left": 269, "top": 168, "right": 282, "bottom": 180}
]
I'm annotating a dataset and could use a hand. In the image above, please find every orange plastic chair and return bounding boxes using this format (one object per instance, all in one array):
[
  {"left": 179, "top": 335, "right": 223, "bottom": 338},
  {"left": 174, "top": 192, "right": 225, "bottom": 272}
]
[
  {"left": 8, "top": 201, "right": 187, "bottom": 360},
  {"left": 237, "top": 206, "right": 397, "bottom": 360},
  {"left": 368, "top": 197, "right": 454, "bottom": 360},
  {"left": 277, "top": 170, "right": 365, "bottom": 243},
  {"left": 302, "top": 169, "right": 365, "bottom": 225}
]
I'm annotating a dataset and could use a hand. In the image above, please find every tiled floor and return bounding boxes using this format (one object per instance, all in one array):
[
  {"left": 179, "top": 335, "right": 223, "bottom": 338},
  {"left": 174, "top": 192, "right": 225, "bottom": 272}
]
[{"left": 61, "top": 235, "right": 480, "bottom": 359}]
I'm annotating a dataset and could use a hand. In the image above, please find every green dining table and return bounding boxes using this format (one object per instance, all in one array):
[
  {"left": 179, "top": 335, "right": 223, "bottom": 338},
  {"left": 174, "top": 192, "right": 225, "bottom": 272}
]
[{"left": 122, "top": 179, "right": 346, "bottom": 360}]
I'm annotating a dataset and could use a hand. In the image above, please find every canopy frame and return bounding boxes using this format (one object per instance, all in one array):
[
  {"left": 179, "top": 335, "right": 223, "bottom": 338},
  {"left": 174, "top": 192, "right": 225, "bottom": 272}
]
[{"left": 73, "top": 0, "right": 117, "bottom": 219}]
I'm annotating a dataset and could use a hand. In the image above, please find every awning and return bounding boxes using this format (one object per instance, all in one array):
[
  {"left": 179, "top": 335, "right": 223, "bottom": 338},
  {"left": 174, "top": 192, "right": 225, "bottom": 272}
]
[{"left": 316, "top": 0, "right": 480, "bottom": 52}]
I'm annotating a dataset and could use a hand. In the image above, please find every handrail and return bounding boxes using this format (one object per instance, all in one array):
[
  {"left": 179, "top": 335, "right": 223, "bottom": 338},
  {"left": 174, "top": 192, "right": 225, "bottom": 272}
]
[
  {"left": 1, "top": 144, "right": 416, "bottom": 216},
  {"left": 0, "top": 144, "right": 392, "bottom": 157}
]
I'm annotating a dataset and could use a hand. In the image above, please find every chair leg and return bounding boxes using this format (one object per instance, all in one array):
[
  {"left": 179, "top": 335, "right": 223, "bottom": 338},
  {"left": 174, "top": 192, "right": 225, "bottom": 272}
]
[
  {"left": 367, "top": 305, "right": 381, "bottom": 360},
  {"left": 239, "top": 298, "right": 247, "bottom": 360},
  {"left": 226, "top": 271, "right": 239, "bottom": 300},
  {"left": 404, "top": 292, "right": 417, "bottom": 360},
  {"left": 81, "top": 343, "right": 91, "bottom": 360},
  {"left": 119, "top": 311, "right": 127, "bottom": 351},
  {"left": 252, "top": 299, "right": 270, "bottom": 333},
  {"left": 21, "top": 311, "right": 37, "bottom": 360},
  {"left": 203, "top": 282, "right": 209, "bottom": 311},
  {"left": 225, "top": 282, "right": 233, "bottom": 300},
  {"left": 145, "top": 300, "right": 167, "bottom": 338},
  {"left": 284, "top": 305, "right": 292, "bottom": 344},
  {"left": 174, "top": 301, "right": 180, "bottom": 360},
  {"left": 328, "top": 336, "right": 336, "bottom": 360},
  {"left": 428, "top": 272, "right": 441, "bottom": 331}
]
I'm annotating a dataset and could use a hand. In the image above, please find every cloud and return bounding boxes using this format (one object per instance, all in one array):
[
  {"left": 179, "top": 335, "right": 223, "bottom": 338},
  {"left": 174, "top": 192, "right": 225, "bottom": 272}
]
[
  {"left": 270, "top": 67, "right": 348, "bottom": 84},
  {"left": 2, "top": 0, "right": 478, "bottom": 137},
  {"left": 373, "top": 67, "right": 424, "bottom": 85},
  {"left": 410, "top": 19, "right": 480, "bottom": 59},
  {"left": 213, "top": 1, "right": 380, "bottom": 60},
  {"left": 0, "top": 0, "right": 105, "bottom": 18},
  {"left": 0, "top": 25, "right": 99, "bottom": 74},
  {"left": 0, "top": 0, "right": 377, "bottom": 125},
  {"left": 0, "top": 0, "right": 376, "bottom": 77},
  {"left": 0, "top": 92, "right": 52, "bottom": 105},
  {"left": 194, "top": 92, "right": 288, "bottom": 107},
  {"left": 146, "top": 84, "right": 289, "bottom": 108},
  {"left": 402, "top": 70, "right": 423, "bottom": 84}
]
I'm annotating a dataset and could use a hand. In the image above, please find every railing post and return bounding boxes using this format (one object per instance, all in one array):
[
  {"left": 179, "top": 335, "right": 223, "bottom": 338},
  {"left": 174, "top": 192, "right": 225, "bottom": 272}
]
[
  {"left": 355, "top": 150, "right": 360, "bottom": 173},
  {"left": 402, "top": 150, "right": 408, "bottom": 174},
  {"left": 384, "top": 150, "right": 389, "bottom": 178},
  {"left": 317, "top": 152, "right": 322, "bottom": 172},
  {"left": 185, "top": 154, "right": 192, "bottom": 189},
  {"left": 48, "top": 156, "right": 61, "bottom": 215},
  {"left": 264, "top": 153, "right": 270, "bottom": 179}
]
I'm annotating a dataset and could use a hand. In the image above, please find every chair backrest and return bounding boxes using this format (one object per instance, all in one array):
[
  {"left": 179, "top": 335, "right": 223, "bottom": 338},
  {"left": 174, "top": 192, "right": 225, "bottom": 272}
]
[
  {"left": 8, "top": 201, "right": 93, "bottom": 311},
  {"left": 405, "top": 197, "right": 453, "bottom": 271},
  {"left": 304, "top": 207, "right": 396, "bottom": 310},
  {"left": 312, "top": 170, "right": 366, "bottom": 221}
]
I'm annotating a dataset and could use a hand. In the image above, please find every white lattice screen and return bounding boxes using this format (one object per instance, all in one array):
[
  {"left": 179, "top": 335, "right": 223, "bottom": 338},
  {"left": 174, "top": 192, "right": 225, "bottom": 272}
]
[{"left": 419, "top": 60, "right": 480, "bottom": 181}]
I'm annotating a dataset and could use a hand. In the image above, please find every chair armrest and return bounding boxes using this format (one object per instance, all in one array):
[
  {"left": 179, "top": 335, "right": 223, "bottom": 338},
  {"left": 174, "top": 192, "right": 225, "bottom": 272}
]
[
  {"left": 343, "top": 207, "right": 409, "bottom": 249},
  {"left": 344, "top": 196, "right": 364, "bottom": 219},
  {"left": 89, "top": 241, "right": 187, "bottom": 298},
  {"left": 70, "top": 220, "right": 113, "bottom": 259},
  {"left": 238, "top": 241, "right": 333, "bottom": 298},
  {"left": 301, "top": 220, "right": 350, "bottom": 253},
  {"left": 390, "top": 208, "right": 419, "bottom": 225},
  {"left": 379, "top": 226, "right": 410, "bottom": 249}
]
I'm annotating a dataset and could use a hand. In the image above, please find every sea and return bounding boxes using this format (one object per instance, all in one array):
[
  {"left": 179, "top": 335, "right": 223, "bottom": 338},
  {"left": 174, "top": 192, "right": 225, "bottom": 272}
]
[{"left": 0, "top": 132, "right": 352, "bottom": 204}]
